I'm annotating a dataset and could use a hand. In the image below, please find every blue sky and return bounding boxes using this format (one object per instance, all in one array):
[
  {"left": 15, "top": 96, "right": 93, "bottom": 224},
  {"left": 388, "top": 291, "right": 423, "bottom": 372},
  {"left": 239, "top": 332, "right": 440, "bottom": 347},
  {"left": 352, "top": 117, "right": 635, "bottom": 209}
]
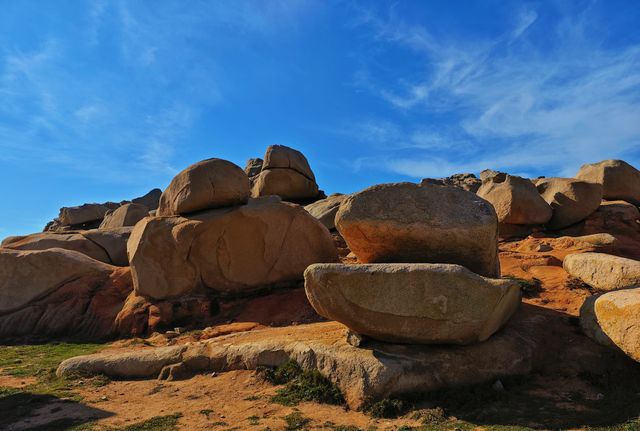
[{"left": 1, "top": 0, "right": 640, "bottom": 236}]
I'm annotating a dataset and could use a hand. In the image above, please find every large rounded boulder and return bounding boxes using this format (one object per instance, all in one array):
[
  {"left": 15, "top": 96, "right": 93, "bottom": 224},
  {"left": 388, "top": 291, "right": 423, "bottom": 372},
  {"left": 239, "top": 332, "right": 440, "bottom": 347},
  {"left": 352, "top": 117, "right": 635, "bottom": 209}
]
[
  {"left": 157, "top": 158, "right": 250, "bottom": 216},
  {"left": 563, "top": 252, "right": 640, "bottom": 291},
  {"left": 535, "top": 178, "right": 603, "bottom": 229},
  {"left": 335, "top": 182, "right": 500, "bottom": 277},
  {"left": 100, "top": 203, "right": 149, "bottom": 229},
  {"left": 580, "top": 288, "right": 640, "bottom": 362},
  {"left": 305, "top": 263, "right": 521, "bottom": 345},
  {"left": 304, "top": 193, "right": 348, "bottom": 230},
  {"left": 477, "top": 173, "right": 552, "bottom": 225},
  {"left": 128, "top": 197, "right": 338, "bottom": 299},
  {"left": 576, "top": 159, "right": 640, "bottom": 205}
]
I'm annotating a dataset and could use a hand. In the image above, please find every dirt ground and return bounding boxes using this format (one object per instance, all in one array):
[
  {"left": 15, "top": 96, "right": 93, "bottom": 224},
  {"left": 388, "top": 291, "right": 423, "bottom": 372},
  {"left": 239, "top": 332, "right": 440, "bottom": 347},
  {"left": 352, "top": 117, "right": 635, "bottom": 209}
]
[{"left": 2, "top": 232, "right": 640, "bottom": 430}]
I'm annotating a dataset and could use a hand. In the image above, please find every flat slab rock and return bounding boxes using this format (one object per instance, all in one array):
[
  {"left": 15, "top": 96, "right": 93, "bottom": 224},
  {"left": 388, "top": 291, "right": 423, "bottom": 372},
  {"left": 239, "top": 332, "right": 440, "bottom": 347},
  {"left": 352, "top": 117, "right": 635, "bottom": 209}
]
[{"left": 58, "top": 308, "right": 544, "bottom": 409}]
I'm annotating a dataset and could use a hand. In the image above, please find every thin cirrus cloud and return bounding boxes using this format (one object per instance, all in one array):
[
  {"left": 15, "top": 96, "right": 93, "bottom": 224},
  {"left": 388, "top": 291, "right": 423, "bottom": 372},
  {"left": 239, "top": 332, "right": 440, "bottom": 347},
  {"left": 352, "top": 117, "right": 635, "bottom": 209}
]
[{"left": 350, "top": 3, "right": 640, "bottom": 179}]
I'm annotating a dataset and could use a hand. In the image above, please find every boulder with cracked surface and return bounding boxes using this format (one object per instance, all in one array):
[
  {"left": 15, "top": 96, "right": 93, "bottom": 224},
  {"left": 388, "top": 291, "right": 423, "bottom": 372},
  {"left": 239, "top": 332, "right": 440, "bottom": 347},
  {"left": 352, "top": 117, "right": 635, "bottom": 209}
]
[{"left": 128, "top": 197, "right": 338, "bottom": 299}]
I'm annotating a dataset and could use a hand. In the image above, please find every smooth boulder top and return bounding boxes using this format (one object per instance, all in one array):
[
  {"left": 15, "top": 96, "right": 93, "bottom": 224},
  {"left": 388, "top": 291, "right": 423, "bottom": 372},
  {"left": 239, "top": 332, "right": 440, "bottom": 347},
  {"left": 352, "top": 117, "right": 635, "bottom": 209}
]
[
  {"left": 535, "top": 177, "right": 603, "bottom": 229},
  {"left": 576, "top": 159, "right": 640, "bottom": 205},
  {"left": 563, "top": 252, "right": 640, "bottom": 291},
  {"left": 99, "top": 203, "right": 149, "bottom": 229},
  {"left": 304, "top": 193, "right": 348, "bottom": 230},
  {"left": 0, "top": 247, "right": 114, "bottom": 313},
  {"left": 263, "top": 144, "right": 315, "bottom": 181},
  {"left": 304, "top": 263, "right": 521, "bottom": 345},
  {"left": 157, "top": 158, "right": 250, "bottom": 216},
  {"left": 477, "top": 173, "right": 552, "bottom": 225},
  {"left": 580, "top": 288, "right": 640, "bottom": 362},
  {"left": 128, "top": 197, "right": 338, "bottom": 300},
  {"left": 336, "top": 182, "right": 500, "bottom": 277},
  {"left": 251, "top": 168, "right": 319, "bottom": 201},
  {"left": 131, "top": 188, "right": 162, "bottom": 211}
]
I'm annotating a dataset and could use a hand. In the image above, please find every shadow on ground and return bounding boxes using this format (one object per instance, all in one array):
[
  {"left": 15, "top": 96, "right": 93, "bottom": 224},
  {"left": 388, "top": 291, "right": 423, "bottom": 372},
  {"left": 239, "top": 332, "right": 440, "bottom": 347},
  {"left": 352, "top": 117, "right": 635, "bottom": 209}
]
[{"left": 0, "top": 391, "right": 113, "bottom": 431}]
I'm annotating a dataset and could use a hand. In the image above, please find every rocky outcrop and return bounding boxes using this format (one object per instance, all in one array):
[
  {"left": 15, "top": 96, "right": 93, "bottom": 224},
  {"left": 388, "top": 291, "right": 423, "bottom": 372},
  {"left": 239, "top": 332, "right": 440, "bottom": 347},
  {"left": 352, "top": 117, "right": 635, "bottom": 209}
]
[
  {"left": 576, "top": 159, "right": 640, "bottom": 205},
  {"left": 131, "top": 188, "right": 162, "bottom": 211},
  {"left": 477, "top": 173, "right": 552, "bottom": 225},
  {"left": 57, "top": 311, "right": 543, "bottom": 409},
  {"left": 100, "top": 203, "right": 149, "bottom": 229},
  {"left": 128, "top": 197, "right": 338, "bottom": 300},
  {"left": 2, "top": 228, "right": 132, "bottom": 266},
  {"left": 304, "top": 263, "right": 521, "bottom": 345},
  {"left": 335, "top": 182, "right": 500, "bottom": 277},
  {"left": 563, "top": 252, "right": 640, "bottom": 291},
  {"left": 421, "top": 173, "right": 481, "bottom": 193},
  {"left": 58, "top": 203, "right": 111, "bottom": 226},
  {"left": 157, "top": 158, "right": 250, "bottom": 216},
  {"left": 580, "top": 288, "right": 640, "bottom": 362},
  {"left": 535, "top": 178, "right": 603, "bottom": 229},
  {"left": 251, "top": 145, "right": 321, "bottom": 202},
  {"left": 304, "top": 194, "right": 348, "bottom": 230}
]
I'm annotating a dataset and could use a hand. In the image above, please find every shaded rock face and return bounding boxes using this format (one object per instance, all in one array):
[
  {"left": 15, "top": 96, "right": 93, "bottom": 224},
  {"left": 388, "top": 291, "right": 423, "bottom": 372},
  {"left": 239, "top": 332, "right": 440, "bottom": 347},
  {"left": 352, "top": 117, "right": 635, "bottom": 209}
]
[
  {"left": 576, "top": 159, "right": 640, "bottom": 205},
  {"left": 477, "top": 174, "right": 552, "bottom": 225},
  {"left": 99, "top": 203, "right": 148, "bottom": 229},
  {"left": 305, "top": 263, "right": 521, "bottom": 345},
  {"left": 304, "top": 194, "right": 348, "bottom": 230},
  {"left": 157, "top": 158, "right": 250, "bottom": 216},
  {"left": 128, "top": 197, "right": 338, "bottom": 300},
  {"left": 581, "top": 288, "right": 640, "bottom": 362},
  {"left": 2, "top": 228, "right": 132, "bottom": 266},
  {"left": 563, "top": 252, "right": 640, "bottom": 291},
  {"left": 244, "top": 158, "right": 263, "bottom": 178},
  {"left": 336, "top": 182, "right": 500, "bottom": 277},
  {"left": 535, "top": 178, "right": 603, "bottom": 230},
  {"left": 250, "top": 145, "right": 321, "bottom": 203},
  {"left": 421, "top": 173, "right": 481, "bottom": 193},
  {"left": 0, "top": 248, "right": 133, "bottom": 339},
  {"left": 58, "top": 310, "right": 543, "bottom": 410}
]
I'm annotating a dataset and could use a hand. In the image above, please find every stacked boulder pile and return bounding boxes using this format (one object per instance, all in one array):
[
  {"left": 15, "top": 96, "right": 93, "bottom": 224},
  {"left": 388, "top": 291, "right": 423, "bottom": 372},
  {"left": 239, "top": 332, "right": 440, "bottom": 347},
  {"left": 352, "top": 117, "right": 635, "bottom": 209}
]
[{"left": 304, "top": 182, "right": 522, "bottom": 345}]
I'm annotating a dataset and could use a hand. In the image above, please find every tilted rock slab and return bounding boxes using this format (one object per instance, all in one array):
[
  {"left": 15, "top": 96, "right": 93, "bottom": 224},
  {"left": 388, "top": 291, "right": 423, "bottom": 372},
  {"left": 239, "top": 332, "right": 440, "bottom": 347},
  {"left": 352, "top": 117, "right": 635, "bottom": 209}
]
[
  {"left": 2, "top": 228, "right": 132, "bottom": 266},
  {"left": 304, "top": 263, "right": 521, "bottom": 345},
  {"left": 563, "top": 252, "right": 640, "bottom": 291},
  {"left": 580, "top": 288, "right": 640, "bottom": 362},
  {"left": 128, "top": 197, "right": 338, "bottom": 299},
  {"left": 477, "top": 173, "right": 552, "bottom": 225},
  {"left": 57, "top": 313, "right": 543, "bottom": 409},
  {"left": 576, "top": 159, "right": 640, "bottom": 205},
  {"left": 535, "top": 178, "right": 603, "bottom": 230},
  {"left": 157, "top": 158, "right": 250, "bottom": 216},
  {"left": 336, "top": 182, "right": 500, "bottom": 277},
  {"left": 58, "top": 203, "right": 111, "bottom": 226}
]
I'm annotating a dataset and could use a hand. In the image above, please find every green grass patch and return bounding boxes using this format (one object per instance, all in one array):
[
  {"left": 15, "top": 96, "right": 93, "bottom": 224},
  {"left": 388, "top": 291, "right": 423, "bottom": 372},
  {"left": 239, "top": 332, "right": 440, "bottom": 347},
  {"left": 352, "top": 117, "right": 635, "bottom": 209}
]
[
  {"left": 259, "top": 359, "right": 345, "bottom": 407},
  {"left": 364, "top": 398, "right": 411, "bottom": 418},
  {"left": 121, "top": 413, "right": 182, "bottom": 431},
  {"left": 0, "top": 342, "right": 103, "bottom": 378},
  {"left": 283, "top": 410, "right": 311, "bottom": 430}
]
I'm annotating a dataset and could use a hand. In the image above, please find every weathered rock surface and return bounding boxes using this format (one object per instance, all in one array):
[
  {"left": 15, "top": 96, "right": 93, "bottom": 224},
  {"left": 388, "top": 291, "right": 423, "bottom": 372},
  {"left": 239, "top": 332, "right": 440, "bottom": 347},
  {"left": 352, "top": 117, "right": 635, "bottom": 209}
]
[
  {"left": 580, "top": 288, "right": 640, "bottom": 362},
  {"left": 576, "top": 159, "right": 640, "bottom": 205},
  {"left": 536, "top": 178, "right": 603, "bottom": 229},
  {"left": 57, "top": 346, "right": 186, "bottom": 378},
  {"left": 59, "top": 203, "right": 111, "bottom": 226},
  {"left": 336, "top": 182, "right": 500, "bottom": 277},
  {"left": 2, "top": 228, "right": 132, "bottom": 266},
  {"left": 421, "top": 173, "right": 481, "bottom": 193},
  {"left": 57, "top": 311, "right": 543, "bottom": 409},
  {"left": 157, "top": 158, "right": 250, "bottom": 216},
  {"left": 304, "top": 194, "right": 348, "bottom": 230},
  {"left": 100, "top": 203, "right": 148, "bottom": 229},
  {"left": 244, "top": 158, "right": 263, "bottom": 178},
  {"left": 477, "top": 174, "right": 552, "bottom": 225},
  {"left": 304, "top": 263, "right": 521, "bottom": 345},
  {"left": 128, "top": 197, "right": 338, "bottom": 299},
  {"left": 251, "top": 168, "right": 319, "bottom": 201},
  {"left": 563, "top": 252, "right": 640, "bottom": 291},
  {"left": 263, "top": 144, "right": 315, "bottom": 181}
]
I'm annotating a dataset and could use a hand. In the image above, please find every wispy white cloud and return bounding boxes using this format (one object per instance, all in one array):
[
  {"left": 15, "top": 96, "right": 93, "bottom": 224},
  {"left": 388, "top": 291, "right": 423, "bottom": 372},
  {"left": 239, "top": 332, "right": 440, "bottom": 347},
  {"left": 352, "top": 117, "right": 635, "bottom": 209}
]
[{"left": 352, "top": 3, "right": 640, "bottom": 179}]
